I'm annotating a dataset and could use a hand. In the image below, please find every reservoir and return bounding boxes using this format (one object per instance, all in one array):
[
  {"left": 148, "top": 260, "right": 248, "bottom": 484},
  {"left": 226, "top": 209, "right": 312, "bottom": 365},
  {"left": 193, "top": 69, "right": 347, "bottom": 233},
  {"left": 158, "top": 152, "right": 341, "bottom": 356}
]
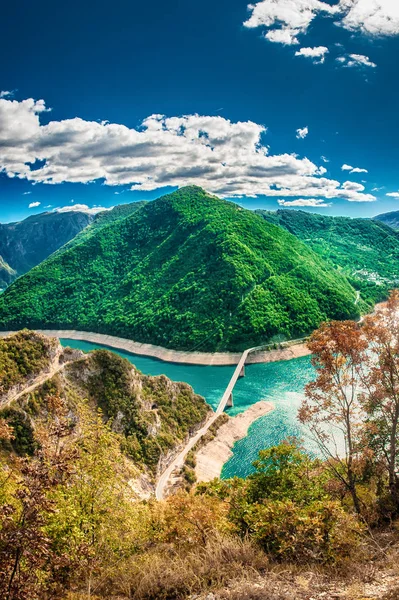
[{"left": 61, "top": 339, "right": 315, "bottom": 478}]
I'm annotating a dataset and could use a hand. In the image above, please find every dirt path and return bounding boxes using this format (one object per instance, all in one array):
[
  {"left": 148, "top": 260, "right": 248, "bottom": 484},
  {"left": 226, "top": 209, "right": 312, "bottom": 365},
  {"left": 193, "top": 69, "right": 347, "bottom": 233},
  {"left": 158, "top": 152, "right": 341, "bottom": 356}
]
[{"left": 1, "top": 360, "right": 65, "bottom": 409}]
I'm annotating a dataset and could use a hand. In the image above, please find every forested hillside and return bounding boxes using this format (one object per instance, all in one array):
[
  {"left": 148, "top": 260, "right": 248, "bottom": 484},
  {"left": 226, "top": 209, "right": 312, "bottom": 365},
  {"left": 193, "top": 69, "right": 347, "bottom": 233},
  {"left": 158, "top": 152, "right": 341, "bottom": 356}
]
[
  {"left": 257, "top": 209, "right": 399, "bottom": 304},
  {"left": 0, "top": 187, "right": 360, "bottom": 351},
  {"left": 0, "top": 202, "right": 148, "bottom": 291},
  {"left": 63, "top": 199, "right": 147, "bottom": 250},
  {"left": 0, "top": 210, "right": 94, "bottom": 287}
]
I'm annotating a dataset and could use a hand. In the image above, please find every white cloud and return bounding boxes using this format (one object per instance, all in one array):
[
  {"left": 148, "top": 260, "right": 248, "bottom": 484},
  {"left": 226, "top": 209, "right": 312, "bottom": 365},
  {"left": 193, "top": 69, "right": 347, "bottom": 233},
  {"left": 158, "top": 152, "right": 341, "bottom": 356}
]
[
  {"left": 386, "top": 192, "right": 399, "bottom": 198},
  {"left": 54, "top": 204, "right": 108, "bottom": 215},
  {"left": 350, "top": 167, "right": 368, "bottom": 173},
  {"left": 342, "top": 181, "right": 365, "bottom": 192},
  {"left": 244, "top": 0, "right": 399, "bottom": 51},
  {"left": 339, "top": 53, "right": 377, "bottom": 68},
  {"left": 321, "top": 155, "right": 329, "bottom": 163},
  {"left": 265, "top": 28, "right": 300, "bottom": 44},
  {"left": 244, "top": 0, "right": 339, "bottom": 45},
  {"left": 0, "top": 91, "right": 14, "bottom": 99},
  {"left": 0, "top": 95, "right": 376, "bottom": 203},
  {"left": 278, "top": 198, "right": 331, "bottom": 207},
  {"left": 341, "top": 163, "right": 368, "bottom": 174},
  {"left": 28, "top": 201, "right": 41, "bottom": 208},
  {"left": 338, "top": 0, "right": 399, "bottom": 37},
  {"left": 295, "top": 46, "right": 329, "bottom": 63},
  {"left": 296, "top": 126, "right": 309, "bottom": 139},
  {"left": 22, "top": 191, "right": 32, "bottom": 195}
]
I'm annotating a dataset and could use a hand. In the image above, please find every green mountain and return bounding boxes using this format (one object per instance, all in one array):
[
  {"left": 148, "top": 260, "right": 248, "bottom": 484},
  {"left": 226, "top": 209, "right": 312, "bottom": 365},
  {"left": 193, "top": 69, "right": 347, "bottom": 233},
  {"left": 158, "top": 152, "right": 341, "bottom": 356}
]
[
  {"left": 63, "top": 200, "right": 148, "bottom": 250},
  {"left": 0, "top": 187, "right": 360, "bottom": 351},
  {"left": 374, "top": 210, "right": 399, "bottom": 231},
  {"left": 0, "top": 202, "right": 148, "bottom": 291},
  {"left": 256, "top": 209, "right": 399, "bottom": 305}
]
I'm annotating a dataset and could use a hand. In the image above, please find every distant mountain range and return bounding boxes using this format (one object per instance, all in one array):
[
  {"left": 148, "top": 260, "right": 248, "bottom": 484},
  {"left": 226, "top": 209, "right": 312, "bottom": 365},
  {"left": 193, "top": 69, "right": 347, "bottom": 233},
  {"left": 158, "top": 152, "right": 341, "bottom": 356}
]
[
  {"left": 2, "top": 190, "right": 399, "bottom": 351},
  {"left": 0, "top": 201, "right": 147, "bottom": 289},
  {"left": 0, "top": 186, "right": 361, "bottom": 351},
  {"left": 256, "top": 209, "right": 399, "bottom": 305},
  {"left": 373, "top": 210, "right": 399, "bottom": 230}
]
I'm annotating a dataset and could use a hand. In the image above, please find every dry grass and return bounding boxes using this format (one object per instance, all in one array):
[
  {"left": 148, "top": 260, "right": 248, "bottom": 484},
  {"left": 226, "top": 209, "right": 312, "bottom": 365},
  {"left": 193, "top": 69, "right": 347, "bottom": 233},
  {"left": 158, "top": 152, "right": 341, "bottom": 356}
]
[
  {"left": 90, "top": 534, "right": 268, "bottom": 600},
  {"left": 65, "top": 528, "right": 399, "bottom": 600}
]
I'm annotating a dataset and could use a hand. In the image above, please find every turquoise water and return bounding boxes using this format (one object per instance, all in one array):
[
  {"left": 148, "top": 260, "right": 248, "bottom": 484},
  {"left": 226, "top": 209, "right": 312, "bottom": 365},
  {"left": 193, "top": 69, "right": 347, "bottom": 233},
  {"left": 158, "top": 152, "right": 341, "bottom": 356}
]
[{"left": 60, "top": 339, "right": 315, "bottom": 479}]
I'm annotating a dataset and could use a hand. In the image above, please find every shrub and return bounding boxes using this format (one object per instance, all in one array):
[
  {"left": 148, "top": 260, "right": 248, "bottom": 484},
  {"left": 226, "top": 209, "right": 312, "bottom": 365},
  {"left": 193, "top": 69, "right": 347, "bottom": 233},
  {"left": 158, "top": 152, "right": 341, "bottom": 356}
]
[{"left": 238, "top": 499, "right": 363, "bottom": 563}]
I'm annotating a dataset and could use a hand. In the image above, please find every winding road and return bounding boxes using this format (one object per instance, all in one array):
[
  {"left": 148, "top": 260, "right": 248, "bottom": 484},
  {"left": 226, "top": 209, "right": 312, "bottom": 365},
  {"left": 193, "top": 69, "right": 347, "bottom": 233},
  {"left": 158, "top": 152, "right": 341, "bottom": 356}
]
[{"left": 155, "top": 345, "right": 263, "bottom": 500}]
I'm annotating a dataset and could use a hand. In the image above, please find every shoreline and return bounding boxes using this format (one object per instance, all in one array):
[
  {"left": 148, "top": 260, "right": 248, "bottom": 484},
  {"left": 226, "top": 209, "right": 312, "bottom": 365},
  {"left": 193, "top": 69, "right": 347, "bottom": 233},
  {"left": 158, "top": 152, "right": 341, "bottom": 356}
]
[
  {"left": 195, "top": 400, "right": 274, "bottom": 482},
  {"left": 0, "top": 329, "right": 311, "bottom": 366}
]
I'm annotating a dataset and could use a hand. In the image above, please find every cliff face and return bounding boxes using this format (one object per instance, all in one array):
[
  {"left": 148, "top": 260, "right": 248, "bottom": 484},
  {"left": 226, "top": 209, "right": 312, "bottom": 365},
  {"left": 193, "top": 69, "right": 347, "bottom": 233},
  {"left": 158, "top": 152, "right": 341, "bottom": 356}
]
[{"left": 0, "top": 256, "right": 16, "bottom": 289}]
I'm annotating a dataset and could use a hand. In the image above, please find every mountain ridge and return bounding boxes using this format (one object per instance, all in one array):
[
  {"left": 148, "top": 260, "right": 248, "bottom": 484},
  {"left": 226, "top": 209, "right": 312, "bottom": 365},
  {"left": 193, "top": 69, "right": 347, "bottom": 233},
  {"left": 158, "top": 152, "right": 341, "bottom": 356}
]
[
  {"left": 373, "top": 209, "right": 399, "bottom": 230},
  {"left": 0, "top": 186, "right": 360, "bottom": 351},
  {"left": 256, "top": 208, "right": 399, "bottom": 304}
]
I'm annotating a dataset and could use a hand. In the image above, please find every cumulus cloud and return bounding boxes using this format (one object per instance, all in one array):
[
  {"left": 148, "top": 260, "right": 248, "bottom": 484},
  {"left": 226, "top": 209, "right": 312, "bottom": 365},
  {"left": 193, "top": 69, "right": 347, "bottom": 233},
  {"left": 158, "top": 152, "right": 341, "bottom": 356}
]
[
  {"left": 339, "top": 0, "right": 399, "bottom": 37},
  {"left": 296, "top": 126, "right": 309, "bottom": 139},
  {"left": 0, "top": 95, "right": 376, "bottom": 203},
  {"left": 341, "top": 163, "right": 368, "bottom": 174},
  {"left": 342, "top": 181, "right": 365, "bottom": 191},
  {"left": 265, "top": 28, "right": 299, "bottom": 44},
  {"left": 28, "top": 201, "right": 41, "bottom": 208},
  {"left": 278, "top": 198, "right": 331, "bottom": 207},
  {"left": 337, "top": 53, "right": 377, "bottom": 68},
  {"left": 244, "top": 0, "right": 339, "bottom": 45},
  {"left": 244, "top": 0, "right": 399, "bottom": 50},
  {"left": 350, "top": 167, "right": 368, "bottom": 173},
  {"left": 295, "top": 46, "right": 329, "bottom": 63},
  {"left": 54, "top": 204, "right": 108, "bottom": 214},
  {"left": 386, "top": 192, "right": 399, "bottom": 199}
]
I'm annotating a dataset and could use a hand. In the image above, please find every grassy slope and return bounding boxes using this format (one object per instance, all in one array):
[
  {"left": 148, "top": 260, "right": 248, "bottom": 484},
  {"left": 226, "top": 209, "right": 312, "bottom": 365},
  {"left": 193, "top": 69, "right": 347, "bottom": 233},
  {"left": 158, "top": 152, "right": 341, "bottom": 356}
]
[
  {"left": 0, "top": 187, "right": 360, "bottom": 351},
  {"left": 256, "top": 209, "right": 399, "bottom": 304}
]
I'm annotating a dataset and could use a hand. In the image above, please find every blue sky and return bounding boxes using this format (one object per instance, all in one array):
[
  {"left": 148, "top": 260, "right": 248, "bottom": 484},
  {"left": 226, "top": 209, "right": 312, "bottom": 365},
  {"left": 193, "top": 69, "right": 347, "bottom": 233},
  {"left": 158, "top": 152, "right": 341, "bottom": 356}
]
[{"left": 1, "top": 0, "right": 399, "bottom": 222}]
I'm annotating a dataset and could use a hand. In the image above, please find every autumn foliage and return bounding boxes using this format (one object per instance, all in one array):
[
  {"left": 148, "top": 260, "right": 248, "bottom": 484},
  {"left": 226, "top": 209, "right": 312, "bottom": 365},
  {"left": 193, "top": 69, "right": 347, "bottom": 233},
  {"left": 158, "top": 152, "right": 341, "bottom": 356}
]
[{"left": 299, "top": 290, "right": 399, "bottom": 519}]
